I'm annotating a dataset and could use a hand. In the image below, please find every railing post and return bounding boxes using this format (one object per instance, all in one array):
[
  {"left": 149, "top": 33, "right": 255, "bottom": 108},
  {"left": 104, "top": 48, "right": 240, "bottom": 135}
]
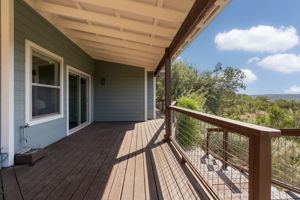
[
  {"left": 206, "top": 130, "right": 210, "bottom": 156},
  {"left": 164, "top": 48, "right": 172, "bottom": 141},
  {"left": 222, "top": 131, "right": 228, "bottom": 169},
  {"left": 248, "top": 134, "right": 272, "bottom": 200}
]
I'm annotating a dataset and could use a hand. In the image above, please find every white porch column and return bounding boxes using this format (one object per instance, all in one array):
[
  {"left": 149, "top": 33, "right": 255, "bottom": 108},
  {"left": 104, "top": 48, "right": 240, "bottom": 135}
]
[{"left": 1, "top": 0, "right": 15, "bottom": 167}]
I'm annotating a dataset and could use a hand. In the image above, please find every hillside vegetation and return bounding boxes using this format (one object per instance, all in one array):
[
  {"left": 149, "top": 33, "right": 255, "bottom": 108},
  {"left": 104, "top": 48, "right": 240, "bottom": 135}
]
[
  {"left": 157, "top": 61, "right": 300, "bottom": 188},
  {"left": 156, "top": 61, "right": 300, "bottom": 129}
]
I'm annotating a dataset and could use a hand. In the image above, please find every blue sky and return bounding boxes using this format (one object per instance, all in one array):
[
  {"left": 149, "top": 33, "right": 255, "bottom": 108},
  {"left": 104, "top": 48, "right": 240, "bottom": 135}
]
[{"left": 177, "top": 0, "right": 300, "bottom": 95}]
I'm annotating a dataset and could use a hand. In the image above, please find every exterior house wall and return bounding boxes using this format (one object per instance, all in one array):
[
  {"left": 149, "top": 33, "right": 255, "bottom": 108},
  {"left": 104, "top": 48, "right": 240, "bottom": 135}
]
[
  {"left": 14, "top": 0, "right": 95, "bottom": 152},
  {"left": 94, "top": 60, "right": 145, "bottom": 121},
  {"left": 12, "top": 0, "right": 155, "bottom": 156},
  {"left": 147, "top": 72, "right": 154, "bottom": 119}
]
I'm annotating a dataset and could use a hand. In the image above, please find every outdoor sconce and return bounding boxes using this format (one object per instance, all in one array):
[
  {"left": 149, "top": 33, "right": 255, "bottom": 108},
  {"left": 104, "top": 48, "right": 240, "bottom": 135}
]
[{"left": 100, "top": 78, "right": 106, "bottom": 85}]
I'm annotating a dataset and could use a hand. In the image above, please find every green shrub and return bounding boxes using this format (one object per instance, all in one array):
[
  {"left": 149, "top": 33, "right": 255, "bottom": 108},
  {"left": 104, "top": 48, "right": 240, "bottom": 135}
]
[
  {"left": 256, "top": 115, "right": 268, "bottom": 126},
  {"left": 268, "top": 106, "right": 285, "bottom": 128},
  {"left": 178, "top": 97, "right": 199, "bottom": 110},
  {"left": 176, "top": 97, "right": 199, "bottom": 148}
]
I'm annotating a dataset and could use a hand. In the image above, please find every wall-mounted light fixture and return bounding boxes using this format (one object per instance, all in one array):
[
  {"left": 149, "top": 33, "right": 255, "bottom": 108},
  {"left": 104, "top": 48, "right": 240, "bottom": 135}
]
[{"left": 100, "top": 78, "right": 106, "bottom": 85}]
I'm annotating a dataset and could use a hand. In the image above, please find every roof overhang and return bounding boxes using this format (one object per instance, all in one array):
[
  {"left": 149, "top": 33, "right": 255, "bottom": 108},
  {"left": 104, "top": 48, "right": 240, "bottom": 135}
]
[{"left": 24, "top": 0, "right": 231, "bottom": 72}]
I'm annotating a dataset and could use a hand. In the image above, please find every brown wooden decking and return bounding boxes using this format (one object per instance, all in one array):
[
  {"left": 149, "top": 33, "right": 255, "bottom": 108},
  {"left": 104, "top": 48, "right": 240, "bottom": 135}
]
[{"left": 0, "top": 119, "right": 208, "bottom": 200}]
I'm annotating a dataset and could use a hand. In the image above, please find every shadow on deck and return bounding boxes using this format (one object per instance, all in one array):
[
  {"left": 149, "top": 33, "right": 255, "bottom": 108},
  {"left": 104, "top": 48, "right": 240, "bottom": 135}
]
[{"left": 0, "top": 119, "right": 209, "bottom": 200}]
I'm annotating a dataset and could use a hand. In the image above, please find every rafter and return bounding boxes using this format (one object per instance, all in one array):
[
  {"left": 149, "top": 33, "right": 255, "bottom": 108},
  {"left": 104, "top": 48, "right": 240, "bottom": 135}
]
[
  {"left": 30, "top": 0, "right": 177, "bottom": 38},
  {"left": 76, "top": 40, "right": 161, "bottom": 59},
  {"left": 65, "top": 30, "right": 165, "bottom": 54},
  {"left": 54, "top": 18, "right": 170, "bottom": 47},
  {"left": 80, "top": 44, "right": 159, "bottom": 61},
  {"left": 150, "top": 0, "right": 164, "bottom": 46},
  {"left": 74, "top": 0, "right": 186, "bottom": 23},
  {"left": 83, "top": 47, "right": 157, "bottom": 65},
  {"left": 92, "top": 55, "right": 154, "bottom": 70},
  {"left": 155, "top": 0, "right": 216, "bottom": 75}
]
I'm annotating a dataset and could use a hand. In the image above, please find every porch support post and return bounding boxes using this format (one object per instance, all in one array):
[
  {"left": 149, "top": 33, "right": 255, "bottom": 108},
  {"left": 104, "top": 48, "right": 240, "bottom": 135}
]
[
  {"left": 153, "top": 75, "right": 156, "bottom": 119},
  {"left": 164, "top": 48, "right": 171, "bottom": 141},
  {"left": 1, "top": 0, "right": 15, "bottom": 167},
  {"left": 248, "top": 134, "right": 272, "bottom": 200},
  {"left": 144, "top": 69, "right": 148, "bottom": 121}
]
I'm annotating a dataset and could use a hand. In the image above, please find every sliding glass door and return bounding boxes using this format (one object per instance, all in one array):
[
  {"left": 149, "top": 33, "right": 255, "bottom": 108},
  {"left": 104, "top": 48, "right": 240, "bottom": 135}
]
[
  {"left": 68, "top": 71, "right": 89, "bottom": 132},
  {"left": 81, "top": 78, "right": 87, "bottom": 124}
]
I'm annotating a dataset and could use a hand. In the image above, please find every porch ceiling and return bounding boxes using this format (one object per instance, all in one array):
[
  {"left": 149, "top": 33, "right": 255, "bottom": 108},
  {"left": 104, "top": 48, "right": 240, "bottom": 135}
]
[{"left": 25, "top": 0, "right": 230, "bottom": 71}]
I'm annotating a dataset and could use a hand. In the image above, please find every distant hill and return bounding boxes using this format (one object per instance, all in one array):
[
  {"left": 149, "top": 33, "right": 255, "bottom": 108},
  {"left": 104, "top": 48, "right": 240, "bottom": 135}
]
[{"left": 250, "top": 94, "right": 300, "bottom": 101}]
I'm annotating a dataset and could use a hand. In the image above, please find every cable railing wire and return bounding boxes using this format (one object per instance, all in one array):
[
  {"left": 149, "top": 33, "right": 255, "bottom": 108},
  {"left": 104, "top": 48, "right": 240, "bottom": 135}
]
[{"left": 171, "top": 110, "right": 300, "bottom": 200}]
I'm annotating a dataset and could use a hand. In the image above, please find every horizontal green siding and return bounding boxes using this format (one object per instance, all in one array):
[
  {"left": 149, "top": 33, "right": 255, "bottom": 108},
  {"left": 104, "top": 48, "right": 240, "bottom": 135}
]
[
  {"left": 14, "top": 0, "right": 95, "bottom": 152},
  {"left": 94, "top": 61, "right": 145, "bottom": 121},
  {"left": 13, "top": 0, "right": 155, "bottom": 153}
]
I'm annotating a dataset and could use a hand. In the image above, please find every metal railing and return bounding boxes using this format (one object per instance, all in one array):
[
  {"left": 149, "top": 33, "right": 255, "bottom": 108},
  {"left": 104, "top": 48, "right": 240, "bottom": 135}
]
[
  {"left": 271, "top": 129, "right": 300, "bottom": 199},
  {"left": 156, "top": 99, "right": 165, "bottom": 113},
  {"left": 166, "top": 105, "right": 300, "bottom": 200}
]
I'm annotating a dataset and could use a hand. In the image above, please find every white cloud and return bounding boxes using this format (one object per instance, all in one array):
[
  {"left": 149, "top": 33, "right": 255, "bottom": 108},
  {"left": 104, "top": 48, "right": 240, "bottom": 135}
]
[
  {"left": 284, "top": 85, "right": 300, "bottom": 94},
  {"left": 175, "top": 56, "right": 182, "bottom": 61},
  {"left": 257, "top": 54, "right": 300, "bottom": 73},
  {"left": 247, "top": 57, "right": 260, "bottom": 64},
  {"left": 241, "top": 69, "right": 257, "bottom": 84},
  {"left": 215, "top": 25, "right": 299, "bottom": 53}
]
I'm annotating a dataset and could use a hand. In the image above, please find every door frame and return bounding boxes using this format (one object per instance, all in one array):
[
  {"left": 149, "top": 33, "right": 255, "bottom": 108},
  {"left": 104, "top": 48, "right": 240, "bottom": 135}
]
[{"left": 66, "top": 65, "right": 92, "bottom": 135}]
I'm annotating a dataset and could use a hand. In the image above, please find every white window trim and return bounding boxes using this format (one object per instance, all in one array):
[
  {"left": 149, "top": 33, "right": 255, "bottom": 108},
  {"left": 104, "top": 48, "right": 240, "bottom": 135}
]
[
  {"left": 25, "top": 40, "right": 64, "bottom": 126},
  {"left": 66, "top": 65, "right": 92, "bottom": 136}
]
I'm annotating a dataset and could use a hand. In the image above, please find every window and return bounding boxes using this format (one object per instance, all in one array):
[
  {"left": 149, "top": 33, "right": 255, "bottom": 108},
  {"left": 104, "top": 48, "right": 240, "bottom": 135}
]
[{"left": 25, "top": 40, "right": 64, "bottom": 125}]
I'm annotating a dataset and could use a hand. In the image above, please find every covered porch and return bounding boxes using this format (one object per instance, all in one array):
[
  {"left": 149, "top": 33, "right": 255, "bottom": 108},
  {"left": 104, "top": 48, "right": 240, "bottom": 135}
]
[
  {"left": 1, "top": 118, "right": 209, "bottom": 200},
  {"left": 1, "top": 0, "right": 299, "bottom": 199}
]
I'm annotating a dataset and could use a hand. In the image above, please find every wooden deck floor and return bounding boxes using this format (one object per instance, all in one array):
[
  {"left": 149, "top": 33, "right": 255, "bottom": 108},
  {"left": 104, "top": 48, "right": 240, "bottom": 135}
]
[{"left": 1, "top": 119, "right": 208, "bottom": 200}]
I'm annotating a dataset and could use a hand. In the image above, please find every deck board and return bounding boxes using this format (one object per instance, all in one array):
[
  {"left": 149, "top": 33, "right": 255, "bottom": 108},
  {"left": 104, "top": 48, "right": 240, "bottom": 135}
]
[
  {"left": 0, "top": 171, "right": 4, "bottom": 200},
  {"left": 121, "top": 124, "right": 137, "bottom": 200},
  {"left": 134, "top": 122, "right": 146, "bottom": 200},
  {"left": 104, "top": 125, "right": 134, "bottom": 200},
  {"left": 2, "top": 168, "right": 23, "bottom": 200},
  {"left": 1, "top": 119, "right": 207, "bottom": 200},
  {"left": 144, "top": 120, "right": 172, "bottom": 200}
]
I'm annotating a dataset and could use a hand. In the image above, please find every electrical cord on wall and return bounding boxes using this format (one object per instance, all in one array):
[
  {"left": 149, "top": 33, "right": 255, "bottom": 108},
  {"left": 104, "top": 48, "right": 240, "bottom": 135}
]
[{"left": 21, "top": 123, "right": 30, "bottom": 145}]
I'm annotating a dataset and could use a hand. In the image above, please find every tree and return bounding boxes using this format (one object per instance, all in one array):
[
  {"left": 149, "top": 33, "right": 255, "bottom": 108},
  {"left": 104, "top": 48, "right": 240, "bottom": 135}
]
[
  {"left": 156, "top": 73, "right": 165, "bottom": 101},
  {"left": 172, "top": 62, "right": 199, "bottom": 100},
  {"left": 254, "top": 96, "right": 271, "bottom": 111},
  {"left": 156, "top": 60, "right": 300, "bottom": 129},
  {"left": 268, "top": 106, "right": 285, "bottom": 128},
  {"left": 156, "top": 62, "right": 246, "bottom": 115},
  {"left": 156, "top": 61, "right": 199, "bottom": 102},
  {"left": 195, "top": 63, "right": 245, "bottom": 115}
]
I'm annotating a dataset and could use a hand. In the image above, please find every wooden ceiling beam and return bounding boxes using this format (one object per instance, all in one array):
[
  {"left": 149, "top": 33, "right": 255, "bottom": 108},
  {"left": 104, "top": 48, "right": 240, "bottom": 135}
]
[
  {"left": 31, "top": 0, "right": 177, "bottom": 38},
  {"left": 76, "top": 40, "right": 161, "bottom": 59},
  {"left": 65, "top": 30, "right": 165, "bottom": 54},
  {"left": 83, "top": 47, "right": 157, "bottom": 65},
  {"left": 53, "top": 18, "right": 170, "bottom": 47},
  {"left": 80, "top": 44, "right": 159, "bottom": 61},
  {"left": 154, "top": 0, "right": 216, "bottom": 75},
  {"left": 92, "top": 55, "right": 154, "bottom": 70},
  {"left": 74, "top": 0, "right": 186, "bottom": 23}
]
